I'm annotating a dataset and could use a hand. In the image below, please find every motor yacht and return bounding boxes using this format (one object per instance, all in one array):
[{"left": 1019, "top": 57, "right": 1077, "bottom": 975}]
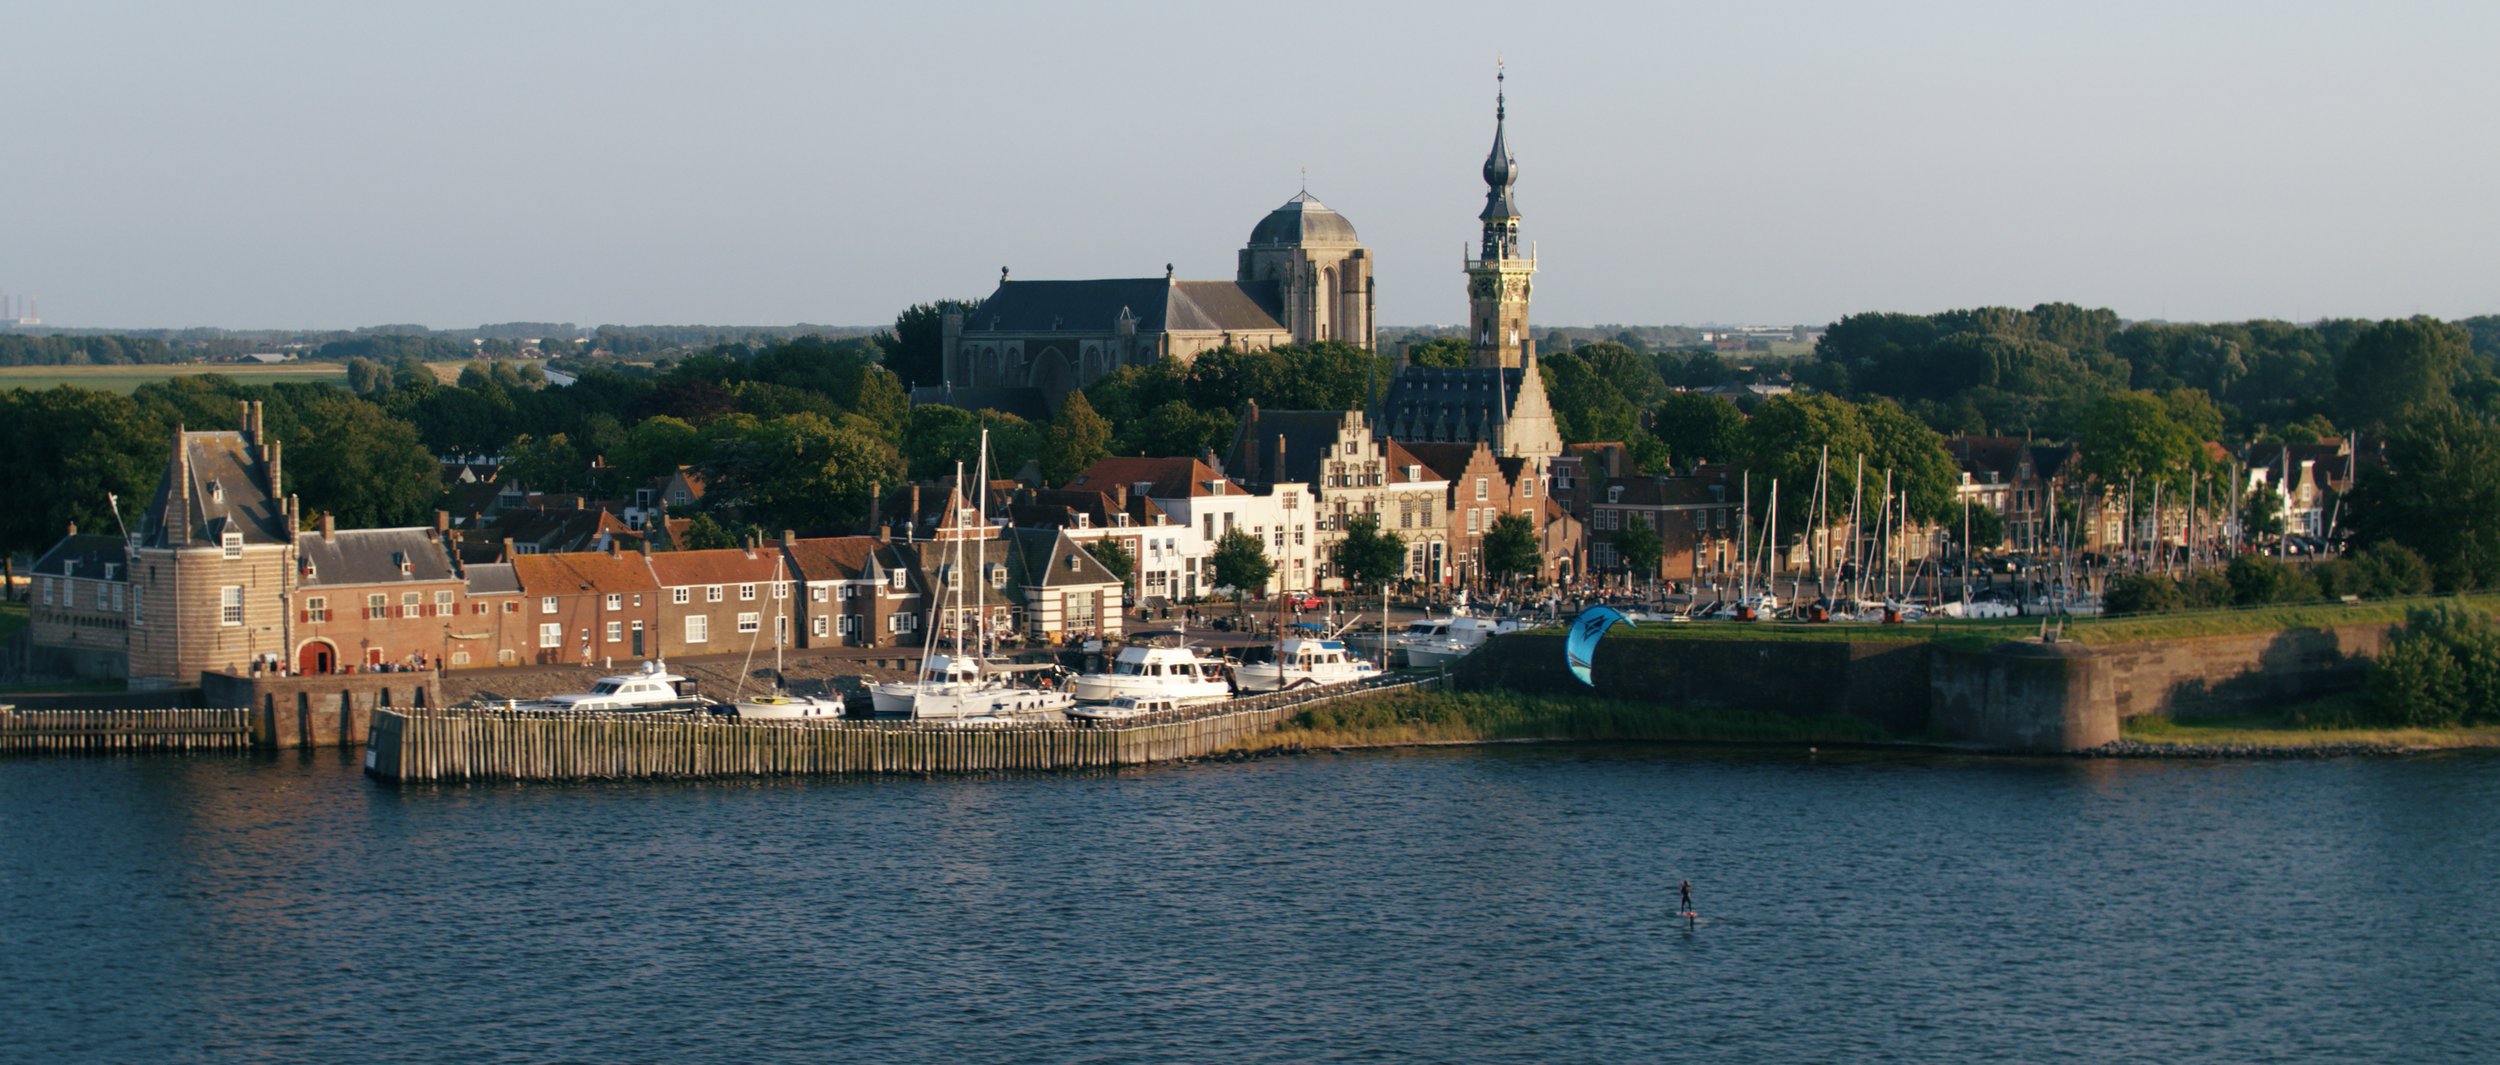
[
  {"left": 523, "top": 660, "right": 708, "bottom": 713},
  {"left": 1399, "top": 612, "right": 1525, "bottom": 668},
  {"left": 731, "top": 687, "right": 846, "bottom": 720},
  {"left": 1069, "top": 634, "right": 1232, "bottom": 705},
  {"left": 1067, "top": 694, "right": 1179, "bottom": 722},
  {"left": 1232, "top": 638, "right": 1380, "bottom": 693}
]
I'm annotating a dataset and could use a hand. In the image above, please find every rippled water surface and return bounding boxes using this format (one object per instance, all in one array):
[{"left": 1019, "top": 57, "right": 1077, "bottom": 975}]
[{"left": 4, "top": 745, "right": 2496, "bottom": 1063}]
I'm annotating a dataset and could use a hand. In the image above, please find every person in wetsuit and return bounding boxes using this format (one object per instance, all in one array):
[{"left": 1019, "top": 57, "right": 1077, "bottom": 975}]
[{"left": 1679, "top": 880, "right": 1693, "bottom": 914}]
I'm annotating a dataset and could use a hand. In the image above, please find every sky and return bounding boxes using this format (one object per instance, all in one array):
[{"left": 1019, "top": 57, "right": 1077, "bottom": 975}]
[{"left": 3, "top": 0, "right": 2495, "bottom": 331}]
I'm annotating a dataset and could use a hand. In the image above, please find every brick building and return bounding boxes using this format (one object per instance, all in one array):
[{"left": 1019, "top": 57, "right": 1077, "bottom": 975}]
[
  {"left": 1585, "top": 473, "right": 1742, "bottom": 584},
  {"left": 290, "top": 519, "right": 464, "bottom": 673},
  {"left": 781, "top": 535, "right": 928, "bottom": 649},
  {"left": 509, "top": 546, "right": 662, "bottom": 667},
  {"left": 26, "top": 530, "right": 129, "bottom": 679},
  {"left": 126, "top": 403, "right": 301, "bottom": 689},
  {"left": 645, "top": 546, "right": 788, "bottom": 659}
]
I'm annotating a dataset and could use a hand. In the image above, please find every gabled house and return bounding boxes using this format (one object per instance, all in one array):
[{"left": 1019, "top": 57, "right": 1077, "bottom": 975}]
[
  {"left": 289, "top": 517, "right": 464, "bottom": 674},
  {"left": 645, "top": 545, "right": 790, "bottom": 659},
  {"left": 26, "top": 528, "right": 129, "bottom": 679},
  {"left": 1586, "top": 473, "right": 1741, "bottom": 584},
  {"left": 1064, "top": 455, "right": 1316, "bottom": 599},
  {"left": 509, "top": 546, "right": 662, "bottom": 667},
  {"left": 996, "top": 527, "right": 1126, "bottom": 645},
  {"left": 780, "top": 535, "right": 927, "bottom": 649}
]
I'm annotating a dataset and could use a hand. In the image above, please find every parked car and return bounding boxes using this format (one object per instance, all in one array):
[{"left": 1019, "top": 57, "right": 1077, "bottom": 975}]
[{"left": 1284, "top": 594, "right": 1324, "bottom": 610}]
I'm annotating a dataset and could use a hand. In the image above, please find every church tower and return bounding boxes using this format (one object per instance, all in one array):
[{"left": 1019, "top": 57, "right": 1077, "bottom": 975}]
[{"left": 1465, "top": 66, "right": 1535, "bottom": 369}]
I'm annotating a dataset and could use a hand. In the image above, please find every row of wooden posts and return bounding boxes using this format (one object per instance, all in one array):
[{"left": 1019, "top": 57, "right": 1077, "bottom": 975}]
[
  {"left": 0, "top": 708, "right": 255, "bottom": 753},
  {"left": 368, "top": 676, "right": 1444, "bottom": 785}
]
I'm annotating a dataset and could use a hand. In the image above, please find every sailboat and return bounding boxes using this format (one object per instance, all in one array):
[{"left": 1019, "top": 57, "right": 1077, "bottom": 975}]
[
  {"left": 866, "top": 432, "right": 1075, "bottom": 723},
  {"left": 731, "top": 553, "right": 846, "bottom": 720}
]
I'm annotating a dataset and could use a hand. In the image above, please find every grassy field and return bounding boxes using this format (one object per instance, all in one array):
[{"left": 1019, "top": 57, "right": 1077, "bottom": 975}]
[
  {"left": 1228, "top": 689, "right": 1892, "bottom": 753},
  {"left": 2122, "top": 694, "right": 2500, "bottom": 750},
  {"left": 0, "top": 599, "right": 25, "bottom": 644},
  {"left": 0, "top": 362, "right": 349, "bottom": 394}
]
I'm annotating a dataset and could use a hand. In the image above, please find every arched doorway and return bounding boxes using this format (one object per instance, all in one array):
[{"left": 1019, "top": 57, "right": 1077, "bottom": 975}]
[{"left": 297, "top": 640, "right": 336, "bottom": 675}]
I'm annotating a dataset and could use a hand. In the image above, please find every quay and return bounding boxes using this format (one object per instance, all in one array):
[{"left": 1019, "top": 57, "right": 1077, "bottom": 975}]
[{"left": 365, "top": 675, "right": 1445, "bottom": 785}]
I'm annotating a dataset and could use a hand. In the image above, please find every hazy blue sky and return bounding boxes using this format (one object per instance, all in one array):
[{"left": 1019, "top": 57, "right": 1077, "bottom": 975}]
[{"left": 4, "top": 1, "right": 2494, "bottom": 330}]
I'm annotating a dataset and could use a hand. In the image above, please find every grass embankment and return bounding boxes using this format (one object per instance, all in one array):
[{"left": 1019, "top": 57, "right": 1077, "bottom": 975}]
[
  {"left": 1229, "top": 689, "right": 1891, "bottom": 753},
  {"left": 0, "top": 599, "right": 25, "bottom": 643},
  {"left": 2122, "top": 692, "right": 2500, "bottom": 751},
  {"left": 1525, "top": 594, "right": 2500, "bottom": 651}
]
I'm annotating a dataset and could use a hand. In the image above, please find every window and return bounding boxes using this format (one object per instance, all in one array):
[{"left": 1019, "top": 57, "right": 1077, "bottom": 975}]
[
  {"left": 737, "top": 612, "right": 760, "bottom": 634},
  {"left": 222, "top": 532, "right": 243, "bottom": 559},
  {"left": 451, "top": 651, "right": 471, "bottom": 666},
  {"left": 435, "top": 590, "right": 454, "bottom": 615},
  {"left": 133, "top": 588, "right": 145, "bottom": 625},
  {"left": 774, "top": 581, "right": 789, "bottom": 600},
  {"left": 539, "top": 623, "right": 562, "bottom": 648},
  {"left": 96, "top": 582, "right": 108, "bottom": 608},
  {"left": 840, "top": 615, "right": 858, "bottom": 635},
  {"left": 605, "top": 621, "right": 622, "bottom": 643},
  {"left": 541, "top": 596, "right": 558, "bottom": 614},
  {"left": 38, "top": 578, "right": 50, "bottom": 606},
  {"left": 889, "top": 570, "right": 906, "bottom": 592},
  {"left": 606, "top": 593, "right": 622, "bottom": 610},
  {"left": 307, "top": 596, "right": 330, "bottom": 622},
  {"left": 673, "top": 587, "right": 691, "bottom": 604},
  {"left": 811, "top": 586, "right": 828, "bottom": 602},
  {"left": 1467, "top": 509, "right": 1481, "bottom": 534},
  {"left": 401, "top": 592, "right": 420, "bottom": 619},
  {"left": 739, "top": 584, "right": 755, "bottom": 601},
  {"left": 503, "top": 601, "right": 519, "bottom": 614},
  {"left": 685, "top": 615, "right": 708, "bottom": 643},
  {"left": 1476, "top": 477, "right": 1489, "bottom": 501},
  {"left": 1203, "top": 514, "right": 1215, "bottom": 540},
  {"left": 813, "top": 616, "right": 829, "bottom": 638},
  {"left": 989, "top": 564, "right": 1007, "bottom": 589},
  {"left": 367, "top": 594, "right": 388, "bottom": 620},
  {"left": 1523, "top": 476, "right": 1534, "bottom": 498},
  {"left": 706, "top": 585, "right": 723, "bottom": 602}
]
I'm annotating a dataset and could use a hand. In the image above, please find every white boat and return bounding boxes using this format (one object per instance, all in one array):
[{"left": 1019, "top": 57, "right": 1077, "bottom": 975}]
[
  {"left": 1068, "top": 694, "right": 1180, "bottom": 722},
  {"left": 1232, "top": 638, "right": 1380, "bottom": 693},
  {"left": 871, "top": 435, "right": 1077, "bottom": 724},
  {"left": 523, "top": 660, "right": 707, "bottom": 713},
  {"left": 1069, "top": 635, "right": 1233, "bottom": 705},
  {"left": 732, "top": 689, "right": 846, "bottom": 720},
  {"left": 1399, "top": 612, "right": 1526, "bottom": 668}
]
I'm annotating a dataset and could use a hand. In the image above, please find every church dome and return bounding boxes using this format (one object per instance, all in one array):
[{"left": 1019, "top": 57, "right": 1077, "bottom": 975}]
[{"left": 1248, "top": 192, "right": 1359, "bottom": 248}]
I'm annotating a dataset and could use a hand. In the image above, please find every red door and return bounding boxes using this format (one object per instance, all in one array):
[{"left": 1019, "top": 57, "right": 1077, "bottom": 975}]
[{"left": 299, "top": 642, "right": 335, "bottom": 675}]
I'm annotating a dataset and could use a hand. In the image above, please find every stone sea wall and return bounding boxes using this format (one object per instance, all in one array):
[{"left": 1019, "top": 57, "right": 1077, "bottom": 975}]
[{"left": 1454, "top": 620, "right": 2403, "bottom": 752}]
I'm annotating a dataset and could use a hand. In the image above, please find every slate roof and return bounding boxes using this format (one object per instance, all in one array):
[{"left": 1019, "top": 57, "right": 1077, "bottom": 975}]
[
  {"left": 1595, "top": 477, "right": 1732, "bottom": 508},
  {"left": 463, "top": 563, "right": 521, "bottom": 597},
  {"left": 31, "top": 534, "right": 127, "bottom": 581},
  {"left": 138, "top": 430, "right": 289, "bottom": 549},
  {"left": 297, "top": 528, "right": 460, "bottom": 588},
  {"left": 1398, "top": 441, "right": 1488, "bottom": 485},
  {"left": 1000, "top": 528, "right": 1121, "bottom": 590},
  {"left": 1383, "top": 440, "right": 1446, "bottom": 485},
  {"left": 782, "top": 536, "right": 883, "bottom": 584},
  {"left": 1227, "top": 407, "right": 1354, "bottom": 487},
  {"left": 962, "top": 278, "right": 1286, "bottom": 336},
  {"left": 1376, "top": 367, "right": 1528, "bottom": 445}
]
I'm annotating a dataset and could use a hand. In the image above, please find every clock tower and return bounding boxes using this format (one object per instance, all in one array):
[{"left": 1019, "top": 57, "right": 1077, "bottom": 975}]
[{"left": 1465, "top": 66, "right": 1535, "bottom": 370}]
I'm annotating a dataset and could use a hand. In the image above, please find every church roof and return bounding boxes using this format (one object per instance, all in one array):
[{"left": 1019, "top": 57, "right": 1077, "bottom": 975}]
[
  {"left": 1376, "top": 366, "right": 1529, "bottom": 446},
  {"left": 964, "top": 278, "right": 1285, "bottom": 336},
  {"left": 1248, "top": 192, "right": 1360, "bottom": 247}
]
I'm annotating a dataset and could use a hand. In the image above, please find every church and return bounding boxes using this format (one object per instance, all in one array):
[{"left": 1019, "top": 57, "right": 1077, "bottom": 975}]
[
  {"left": 929, "top": 192, "right": 1377, "bottom": 416},
  {"left": 927, "top": 71, "right": 1561, "bottom": 472}
]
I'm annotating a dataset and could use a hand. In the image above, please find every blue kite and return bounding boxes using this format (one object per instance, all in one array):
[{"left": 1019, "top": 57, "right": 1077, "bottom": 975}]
[{"left": 1565, "top": 606, "right": 1635, "bottom": 687}]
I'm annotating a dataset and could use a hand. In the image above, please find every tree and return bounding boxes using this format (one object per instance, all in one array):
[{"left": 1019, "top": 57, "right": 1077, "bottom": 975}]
[
  {"left": 345, "top": 357, "right": 388, "bottom": 395},
  {"left": 2337, "top": 316, "right": 2468, "bottom": 430},
  {"left": 700, "top": 412, "right": 903, "bottom": 534},
  {"left": 618, "top": 415, "right": 702, "bottom": 485},
  {"left": 1210, "top": 527, "right": 1273, "bottom": 606},
  {"left": 501, "top": 433, "right": 584, "bottom": 493},
  {"left": 1085, "top": 537, "right": 1135, "bottom": 586},
  {"left": 1736, "top": 393, "right": 1873, "bottom": 535},
  {"left": 1954, "top": 505, "right": 2007, "bottom": 553},
  {"left": 2104, "top": 573, "right": 2184, "bottom": 615},
  {"left": 0, "top": 387, "right": 165, "bottom": 560},
  {"left": 1041, "top": 391, "right": 1111, "bottom": 487},
  {"left": 1651, "top": 391, "right": 1744, "bottom": 470},
  {"left": 2076, "top": 390, "right": 2205, "bottom": 496},
  {"left": 2225, "top": 554, "right": 2317, "bottom": 605},
  {"left": 1333, "top": 514, "right": 1407, "bottom": 591},
  {"left": 1610, "top": 516, "right": 1665, "bottom": 584},
  {"left": 1482, "top": 513, "right": 1542, "bottom": 586},
  {"left": 1404, "top": 337, "right": 1470, "bottom": 368},
  {"left": 2240, "top": 487, "right": 2287, "bottom": 540},
  {"left": 2345, "top": 408, "right": 2500, "bottom": 590},
  {"left": 873, "top": 300, "right": 977, "bottom": 389},
  {"left": 678, "top": 513, "right": 740, "bottom": 550}
]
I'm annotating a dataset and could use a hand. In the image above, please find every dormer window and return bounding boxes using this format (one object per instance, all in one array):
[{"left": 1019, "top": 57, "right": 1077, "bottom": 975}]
[
  {"left": 208, "top": 481, "right": 225, "bottom": 505},
  {"left": 889, "top": 569, "right": 907, "bottom": 592},
  {"left": 991, "top": 563, "right": 1009, "bottom": 588},
  {"left": 221, "top": 531, "right": 243, "bottom": 559},
  {"left": 1076, "top": 514, "right": 1090, "bottom": 529},
  {"left": 1608, "top": 486, "right": 1625, "bottom": 503}
]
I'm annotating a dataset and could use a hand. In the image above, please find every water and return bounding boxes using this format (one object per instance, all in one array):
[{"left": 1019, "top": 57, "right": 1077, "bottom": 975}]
[{"left": 4, "top": 745, "right": 2495, "bottom": 1063}]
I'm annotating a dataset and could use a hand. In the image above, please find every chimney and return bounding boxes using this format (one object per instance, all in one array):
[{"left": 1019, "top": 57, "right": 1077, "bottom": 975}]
[
  {"left": 319, "top": 512, "right": 335, "bottom": 542},
  {"left": 868, "top": 482, "right": 882, "bottom": 537},
  {"left": 1273, "top": 435, "right": 1287, "bottom": 486},
  {"left": 65, "top": 519, "right": 76, "bottom": 536},
  {"left": 1114, "top": 483, "right": 1129, "bottom": 513},
  {"left": 168, "top": 425, "right": 192, "bottom": 546},
  {"left": 265, "top": 438, "right": 282, "bottom": 498},
  {"left": 238, "top": 399, "right": 252, "bottom": 442},
  {"left": 433, "top": 509, "right": 450, "bottom": 541},
  {"left": 608, "top": 539, "right": 621, "bottom": 558},
  {"left": 780, "top": 529, "right": 795, "bottom": 547},
  {"left": 908, "top": 484, "right": 922, "bottom": 534},
  {"left": 501, "top": 537, "right": 517, "bottom": 562}
]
